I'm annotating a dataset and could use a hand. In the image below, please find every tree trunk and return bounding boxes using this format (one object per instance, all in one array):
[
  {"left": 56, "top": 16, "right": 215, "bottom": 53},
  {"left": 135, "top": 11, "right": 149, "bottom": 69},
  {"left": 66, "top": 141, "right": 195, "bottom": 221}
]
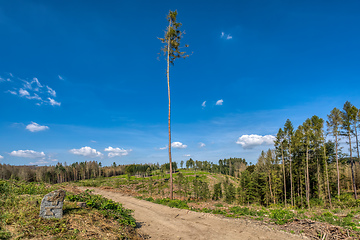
[
  {"left": 289, "top": 145, "right": 294, "bottom": 206},
  {"left": 167, "top": 27, "right": 173, "bottom": 200},
  {"left": 306, "top": 145, "right": 310, "bottom": 208},
  {"left": 324, "top": 143, "right": 332, "bottom": 208},
  {"left": 269, "top": 172, "right": 275, "bottom": 204},
  {"left": 281, "top": 146, "right": 286, "bottom": 206},
  {"left": 317, "top": 158, "right": 321, "bottom": 199},
  {"left": 355, "top": 125, "right": 360, "bottom": 193},
  {"left": 335, "top": 135, "right": 340, "bottom": 199},
  {"left": 349, "top": 131, "right": 357, "bottom": 199},
  {"left": 301, "top": 168, "right": 304, "bottom": 208}
]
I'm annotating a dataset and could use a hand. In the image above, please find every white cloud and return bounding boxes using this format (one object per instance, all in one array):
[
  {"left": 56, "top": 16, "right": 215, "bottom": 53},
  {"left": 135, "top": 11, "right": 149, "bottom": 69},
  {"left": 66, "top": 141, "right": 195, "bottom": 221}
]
[
  {"left": 26, "top": 93, "right": 42, "bottom": 100},
  {"left": 159, "top": 146, "right": 167, "bottom": 150},
  {"left": 10, "top": 150, "right": 46, "bottom": 158},
  {"left": 183, "top": 154, "right": 191, "bottom": 157},
  {"left": 23, "top": 78, "right": 41, "bottom": 91},
  {"left": 221, "top": 32, "right": 232, "bottom": 40},
  {"left": 24, "top": 78, "right": 42, "bottom": 90},
  {"left": 26, "top": 122, "right": 49, "bottom": 132},
  {"left": 236, "top": 134, "right": 275, "bottom": 149},
  {"left": 104, "top": 146, "right": 132, "bottom": 158},
  {"left": 46, "top": 86, "right": 56, "bottom": 97},
  {"left": 58, "top": 75, "right": 64, "bottom": 81},
  {"left": 7, "top": 90, "right": 17, "bottom": 95},
  {"left": 171, "top": 142, "right": 187, "bottom": 149},
  {"left": 202, "top": 101, "right": 206, "bottom": 107},
  {"left": 0, "top": 155, "right": 3, "bottom": 159},
  {"left": 19, "top": 88, "right": 30, "bottom": 97},
  {"left": 48, "top": 98, "right": 61, "bottom": 106},
  {"left": 70, "top": 146, "right": 103, "bottom": 158},
  {"left": 216, "top": 99, "right": 223, "bottom": 105},
  {"left": 4, "top": 74, "right": 61, "bottom": 107},
  {"left": 199, "top": 142, "right": 206, "bottom": 148}
]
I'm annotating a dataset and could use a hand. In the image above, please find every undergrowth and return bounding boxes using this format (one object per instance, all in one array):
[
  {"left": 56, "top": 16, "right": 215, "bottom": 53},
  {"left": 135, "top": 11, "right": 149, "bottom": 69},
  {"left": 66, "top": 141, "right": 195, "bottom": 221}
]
[
  {"left": 0, "top": 180, "right": 140, "bottom": 239},
  {"left": 67, "top": 189, "right": 136, "bottom": 227}
]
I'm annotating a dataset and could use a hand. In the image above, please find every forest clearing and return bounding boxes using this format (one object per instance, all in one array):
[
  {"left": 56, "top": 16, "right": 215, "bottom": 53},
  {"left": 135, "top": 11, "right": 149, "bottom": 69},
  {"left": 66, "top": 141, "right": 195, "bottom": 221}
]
[
  {"left": 1, "top": 2, "right": 360, "bottom": 239},
  {"left": 2, "top": 167, "right": 360, "bottom": 239}
]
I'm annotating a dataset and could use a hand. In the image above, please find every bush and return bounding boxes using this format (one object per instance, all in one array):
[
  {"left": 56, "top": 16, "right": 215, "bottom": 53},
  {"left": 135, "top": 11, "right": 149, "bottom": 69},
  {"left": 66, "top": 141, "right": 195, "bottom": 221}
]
[
  {"left": 334, "top": 194, "right": 360, "bottom": 208},
  {"left": 269, "top": 209, "right": 294, "bottom": 225},
  {"left": 67, "top": 190, "right": 136, "bottom": 227},
  {"left": 229, "top": 206, "right": 258, "bottom": 216}
]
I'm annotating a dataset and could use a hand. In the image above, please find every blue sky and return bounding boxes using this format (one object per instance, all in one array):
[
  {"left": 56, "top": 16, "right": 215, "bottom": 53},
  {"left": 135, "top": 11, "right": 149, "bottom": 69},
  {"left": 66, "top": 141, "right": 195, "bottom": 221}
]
[{"left": 1, "top": 0, "right": 360, "bottom": 166}]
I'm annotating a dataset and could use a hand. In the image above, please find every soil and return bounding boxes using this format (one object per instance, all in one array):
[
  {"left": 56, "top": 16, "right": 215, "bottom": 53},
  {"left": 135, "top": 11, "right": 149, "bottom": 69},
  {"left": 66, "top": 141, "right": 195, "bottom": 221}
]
[{"left": 77, "top": 187, "right": 308, "bottom": 240}]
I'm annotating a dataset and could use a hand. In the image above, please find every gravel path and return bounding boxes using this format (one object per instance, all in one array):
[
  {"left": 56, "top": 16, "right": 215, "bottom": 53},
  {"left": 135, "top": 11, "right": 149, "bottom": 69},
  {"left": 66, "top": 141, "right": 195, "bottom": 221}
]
[{"left": 78, "top": 187, "right": 307, "bottom": 240}]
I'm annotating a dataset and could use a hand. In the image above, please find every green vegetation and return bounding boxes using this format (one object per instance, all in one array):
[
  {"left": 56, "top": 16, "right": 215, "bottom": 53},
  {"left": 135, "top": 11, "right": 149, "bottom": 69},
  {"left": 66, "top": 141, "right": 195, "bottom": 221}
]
[
  {"left": 72, "top": 168, "right": 360, "bottom": 235},
  {"left": 0, "top": 180, "right": 139, "bottom": 239},
  {"left": 67, "top": 189, "right": 136, "bottom": 227},
  {"left": 3, "top": 101, "right": 360, "bottom": 237}
]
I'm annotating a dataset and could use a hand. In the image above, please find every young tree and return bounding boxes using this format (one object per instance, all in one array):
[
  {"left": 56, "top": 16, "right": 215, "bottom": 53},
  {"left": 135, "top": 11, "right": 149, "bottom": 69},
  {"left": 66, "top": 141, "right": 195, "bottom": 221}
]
[
  {"left": 159, "top": 10, "right": 189, "bottom": 199},
  {"left": 327, "top": 107, "right": 342, "bottom": 199}
]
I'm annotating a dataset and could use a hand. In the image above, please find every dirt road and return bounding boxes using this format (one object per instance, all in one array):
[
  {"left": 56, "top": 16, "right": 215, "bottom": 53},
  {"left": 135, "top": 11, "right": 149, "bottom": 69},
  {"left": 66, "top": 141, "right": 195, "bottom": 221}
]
[{"left": 78, "top": 187, "right": 306, "bottom": 240}]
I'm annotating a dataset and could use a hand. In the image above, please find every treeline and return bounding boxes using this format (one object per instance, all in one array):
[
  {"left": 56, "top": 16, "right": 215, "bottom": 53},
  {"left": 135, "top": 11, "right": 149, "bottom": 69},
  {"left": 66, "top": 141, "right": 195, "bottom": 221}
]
[
  {"left": 0, "top": 161, "right": 177, "bottom": 184},
  {"left": 236, "top": 101, "right": 360, "bottom": 208},
  {"left": 181, "top": 157, "right": 247, "bottom": 177},
  {"left": 0, "top": 161, "right": 125, "bottom": 183}
]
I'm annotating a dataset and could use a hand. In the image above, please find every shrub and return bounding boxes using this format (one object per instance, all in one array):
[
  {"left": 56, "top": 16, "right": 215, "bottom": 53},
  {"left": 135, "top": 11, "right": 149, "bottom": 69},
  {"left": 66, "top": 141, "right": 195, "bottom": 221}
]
[
  {"left": 67, "top": 190, "right": 136, "bottom": 227},
  {"left": 269, "top": 209, "right": 294, "bottom": 225},
  {"left": 229, "top": 206, "right": 258, "bottom": 216}
]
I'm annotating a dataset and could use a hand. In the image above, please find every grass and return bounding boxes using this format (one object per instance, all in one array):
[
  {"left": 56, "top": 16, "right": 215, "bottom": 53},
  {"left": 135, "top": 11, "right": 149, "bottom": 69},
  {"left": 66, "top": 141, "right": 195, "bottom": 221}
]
[
  {"left": 67, "top": 189, "right": 136, "bottom": 227},
  {"left": 138, "top": 196, "right": 190, "bottom": 210},
  {"left": 68, "top": 169, "right": 360, "bottom": 235},
  {"left": 0, "top": 180, "right": 140, "bottom": 239}
]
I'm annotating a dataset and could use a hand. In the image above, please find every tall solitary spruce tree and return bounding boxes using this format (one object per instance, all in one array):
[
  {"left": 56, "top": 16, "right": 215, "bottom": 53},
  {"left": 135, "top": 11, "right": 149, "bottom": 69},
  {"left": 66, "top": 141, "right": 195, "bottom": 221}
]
[{"left": 159, "top": 10, "right": 189, "bottom": 199}]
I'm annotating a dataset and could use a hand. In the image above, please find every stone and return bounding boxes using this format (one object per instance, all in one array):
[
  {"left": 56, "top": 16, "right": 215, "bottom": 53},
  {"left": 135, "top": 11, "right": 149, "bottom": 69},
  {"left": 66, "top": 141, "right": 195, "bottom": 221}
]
[{"left": 39, "top": 189, "right": 66, "bottom": 219}]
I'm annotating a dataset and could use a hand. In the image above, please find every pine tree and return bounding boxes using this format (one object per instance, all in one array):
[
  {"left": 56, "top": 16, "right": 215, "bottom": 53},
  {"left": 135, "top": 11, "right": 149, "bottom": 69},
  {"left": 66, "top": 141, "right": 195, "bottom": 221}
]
[
  {"left": 327, "top": 107, "right": 342, "bottom": 199},
  {"left": 275, "top": 128, "right": 287, "bottom": 206},
  {"left": 159, "top": 10, "right": 189, "bottom": 199},
  {"left": 284, "top": 119, "right": 294, "bottom": 206},
  {"left": 341, "top": 101, "right": 358, "bottom": 199},
  {"left": 303, "top": 119, "right": 312, "bottom": 208}
]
